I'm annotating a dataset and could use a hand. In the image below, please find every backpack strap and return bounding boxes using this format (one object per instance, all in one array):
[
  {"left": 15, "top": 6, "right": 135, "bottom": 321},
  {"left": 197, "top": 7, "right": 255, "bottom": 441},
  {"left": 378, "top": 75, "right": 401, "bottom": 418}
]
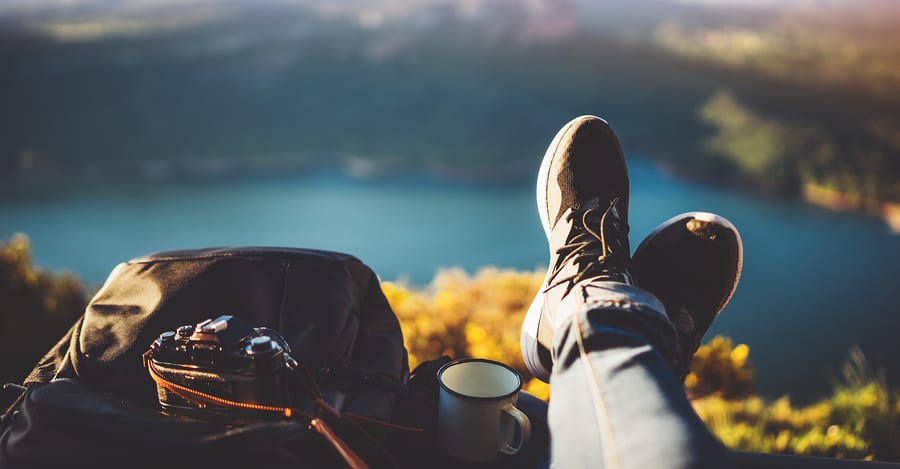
[{"left": 1, "top": 383, "right": 29, "bottom": 430}]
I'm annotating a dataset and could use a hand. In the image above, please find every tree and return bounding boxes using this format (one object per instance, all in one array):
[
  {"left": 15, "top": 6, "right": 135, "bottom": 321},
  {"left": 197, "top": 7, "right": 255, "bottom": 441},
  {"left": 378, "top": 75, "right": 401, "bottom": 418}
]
[{"left": 0, "top": 233, "right": 87, "bottom": 385}]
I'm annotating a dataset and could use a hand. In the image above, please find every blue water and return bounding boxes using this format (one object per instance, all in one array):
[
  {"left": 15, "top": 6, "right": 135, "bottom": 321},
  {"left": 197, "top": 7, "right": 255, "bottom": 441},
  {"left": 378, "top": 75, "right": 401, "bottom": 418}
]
[{"left": 2, "top": 158, "right": 899, "bottom": 402}]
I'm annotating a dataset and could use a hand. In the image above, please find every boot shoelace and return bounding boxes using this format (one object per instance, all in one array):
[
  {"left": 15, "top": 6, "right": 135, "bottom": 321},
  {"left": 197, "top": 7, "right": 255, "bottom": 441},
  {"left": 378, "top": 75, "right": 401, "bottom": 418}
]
[{"left": 545, "top": 198, "right": 632, "bottom": 297}]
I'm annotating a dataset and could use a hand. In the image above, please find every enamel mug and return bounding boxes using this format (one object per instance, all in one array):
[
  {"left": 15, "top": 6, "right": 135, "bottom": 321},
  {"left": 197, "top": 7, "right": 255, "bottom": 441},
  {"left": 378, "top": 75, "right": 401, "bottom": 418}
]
[{"left": 436, "top": 358, "right": 532, "bottom": 463}]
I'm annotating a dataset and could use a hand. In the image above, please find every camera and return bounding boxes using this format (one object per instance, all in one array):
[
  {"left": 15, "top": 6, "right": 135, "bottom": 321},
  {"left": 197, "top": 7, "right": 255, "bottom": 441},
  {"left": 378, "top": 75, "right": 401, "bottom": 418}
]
[{"left": 143, "top": 315, "right": 297, "bottom": 418}]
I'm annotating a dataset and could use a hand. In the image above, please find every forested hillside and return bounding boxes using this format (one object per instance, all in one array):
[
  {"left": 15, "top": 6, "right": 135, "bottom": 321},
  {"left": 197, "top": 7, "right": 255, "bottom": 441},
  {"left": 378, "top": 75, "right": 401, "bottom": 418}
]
[{"left": 2, "top": 0, "right": 899, "bottom": 226}]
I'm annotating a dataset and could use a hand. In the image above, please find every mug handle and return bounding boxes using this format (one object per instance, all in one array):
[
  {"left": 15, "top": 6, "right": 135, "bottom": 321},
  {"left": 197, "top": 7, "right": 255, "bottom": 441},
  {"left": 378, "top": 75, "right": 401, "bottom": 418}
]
[{"left": 499, "top": 403, "right": 532, "bottom": 456}]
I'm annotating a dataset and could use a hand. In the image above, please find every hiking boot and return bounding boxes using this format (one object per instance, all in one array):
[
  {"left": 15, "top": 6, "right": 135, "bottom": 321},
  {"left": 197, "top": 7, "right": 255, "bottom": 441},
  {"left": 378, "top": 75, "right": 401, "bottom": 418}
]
[
  {"left": 632, "top": 212, "right": 743, "bottom": 380},
  {"left": 521, "top": 115, "right": 633, "bottom": 382}
]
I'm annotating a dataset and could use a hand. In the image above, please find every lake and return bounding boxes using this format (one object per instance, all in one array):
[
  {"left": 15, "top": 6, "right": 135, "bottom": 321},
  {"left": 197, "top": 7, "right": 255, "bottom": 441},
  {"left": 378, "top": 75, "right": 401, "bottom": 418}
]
[{"left": 2, "top": 157, "right": 898, "bottom": 402}]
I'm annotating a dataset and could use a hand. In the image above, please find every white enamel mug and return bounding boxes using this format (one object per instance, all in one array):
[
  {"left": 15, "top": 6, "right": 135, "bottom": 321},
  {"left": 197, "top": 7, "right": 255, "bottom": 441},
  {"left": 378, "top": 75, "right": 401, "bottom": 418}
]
[{"left": 436, "top": 358, "right": 532, "bottom": 463}]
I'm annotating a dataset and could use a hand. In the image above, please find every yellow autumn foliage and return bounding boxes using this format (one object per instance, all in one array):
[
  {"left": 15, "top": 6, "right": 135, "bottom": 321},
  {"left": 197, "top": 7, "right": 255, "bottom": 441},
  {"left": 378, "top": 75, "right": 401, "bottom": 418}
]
[
  {"left": 382, "top": 267, "right": 900, "bottom": 462},
  {"left": 382, "top": 267, "right": 756, "bottom": 404},
  {"left": 382, "top": 268, "right": 549, "bottom": 398}
]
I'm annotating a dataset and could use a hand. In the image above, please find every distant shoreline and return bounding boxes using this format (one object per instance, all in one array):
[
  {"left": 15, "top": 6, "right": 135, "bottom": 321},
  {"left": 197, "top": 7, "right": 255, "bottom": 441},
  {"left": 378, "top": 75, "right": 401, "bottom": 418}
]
[
  {"left": 3, "top": 153, "right": 898, "bottom": 234},
  {"left": 803, "top": 183, "right": 900, "bottom": 234}
]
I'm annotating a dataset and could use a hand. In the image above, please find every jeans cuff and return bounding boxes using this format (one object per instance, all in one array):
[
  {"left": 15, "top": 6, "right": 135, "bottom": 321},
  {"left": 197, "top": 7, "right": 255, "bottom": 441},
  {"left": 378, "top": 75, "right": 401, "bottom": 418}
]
[{"left": 556, "top": 281, "right": 679, "bottom": 374}]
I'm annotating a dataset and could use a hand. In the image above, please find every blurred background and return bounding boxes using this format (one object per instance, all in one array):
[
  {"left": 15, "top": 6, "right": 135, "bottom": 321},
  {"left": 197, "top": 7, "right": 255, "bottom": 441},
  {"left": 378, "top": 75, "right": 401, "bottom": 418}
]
[{"left": 1, "top": 0, "right": 899, "bottom": 407}]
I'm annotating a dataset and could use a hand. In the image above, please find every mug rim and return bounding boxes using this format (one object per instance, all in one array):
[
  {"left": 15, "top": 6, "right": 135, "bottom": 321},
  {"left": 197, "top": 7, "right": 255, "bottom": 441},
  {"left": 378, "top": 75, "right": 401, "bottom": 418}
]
[{"left": 437, "top": 358, "right": 522, "bottom": 401}]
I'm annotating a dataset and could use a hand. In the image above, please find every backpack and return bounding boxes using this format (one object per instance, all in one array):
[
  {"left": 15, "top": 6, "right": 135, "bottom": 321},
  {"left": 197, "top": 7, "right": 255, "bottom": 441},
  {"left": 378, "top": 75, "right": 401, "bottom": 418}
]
[
  {"left": 0, "top": 247, "right": 549, "bottom": 468},
  {"left": 1, "top": 247, "right": 409, "bottom": 468}
]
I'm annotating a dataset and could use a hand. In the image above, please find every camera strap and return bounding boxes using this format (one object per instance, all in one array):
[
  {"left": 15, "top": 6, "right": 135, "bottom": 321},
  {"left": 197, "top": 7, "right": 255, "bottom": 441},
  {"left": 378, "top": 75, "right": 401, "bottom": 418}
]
[
  {"left": 144, "top": 357, "right": 368, "bottom": 468},
  {"left": 144, "top": 355, "right": 421, "bottom": 469}
]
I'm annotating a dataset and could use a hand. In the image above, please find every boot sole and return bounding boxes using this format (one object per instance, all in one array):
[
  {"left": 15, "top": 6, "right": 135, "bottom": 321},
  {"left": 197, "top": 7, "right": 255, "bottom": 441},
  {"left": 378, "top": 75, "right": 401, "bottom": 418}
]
[{"left": 634, "top": 211, "right": 744, "bottom": 324}]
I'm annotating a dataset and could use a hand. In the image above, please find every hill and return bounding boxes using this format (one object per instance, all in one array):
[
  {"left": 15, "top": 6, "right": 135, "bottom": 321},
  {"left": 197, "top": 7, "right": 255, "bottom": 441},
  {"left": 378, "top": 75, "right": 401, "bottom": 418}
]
[{"left": 1, "top": 0, "right": 898, "bottom": 226}]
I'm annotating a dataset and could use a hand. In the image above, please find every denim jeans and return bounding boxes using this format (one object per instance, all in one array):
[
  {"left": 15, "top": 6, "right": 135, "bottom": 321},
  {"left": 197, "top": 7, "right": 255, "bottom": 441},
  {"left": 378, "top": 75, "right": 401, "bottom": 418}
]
[{"left": 548, "top": 282, "right": 733, "bottom": 468}]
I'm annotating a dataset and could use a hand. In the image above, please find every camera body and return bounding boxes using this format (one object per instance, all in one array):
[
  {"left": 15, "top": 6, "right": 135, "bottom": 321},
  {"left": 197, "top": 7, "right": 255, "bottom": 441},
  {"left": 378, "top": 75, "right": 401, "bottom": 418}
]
[{"left": 146, "top": 315, "right": 296, "bottom": 418}]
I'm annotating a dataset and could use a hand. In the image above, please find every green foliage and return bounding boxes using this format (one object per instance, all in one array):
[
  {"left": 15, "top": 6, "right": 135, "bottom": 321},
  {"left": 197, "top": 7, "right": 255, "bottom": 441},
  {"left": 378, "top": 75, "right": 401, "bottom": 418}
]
[
  {"left": 3, "top": 5, "right": 900, "bottom": 216},
  {"left": 693, "top": 345, "right": 900, "bottom": 461},
  {"left": 654, "top": 18, "right": 900, "bottom": 98},
  {"left": 0, "top": 233, "right": 87, "bottom": 385},
  {"left": 699, "top": 91, "right": 801, "bottom": 191},
  {"left": 830, "top": 348, "right": 900, "bottom": 461},
  {"left": 699, "top": 89, "right": 900, "bottom": 216}
]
